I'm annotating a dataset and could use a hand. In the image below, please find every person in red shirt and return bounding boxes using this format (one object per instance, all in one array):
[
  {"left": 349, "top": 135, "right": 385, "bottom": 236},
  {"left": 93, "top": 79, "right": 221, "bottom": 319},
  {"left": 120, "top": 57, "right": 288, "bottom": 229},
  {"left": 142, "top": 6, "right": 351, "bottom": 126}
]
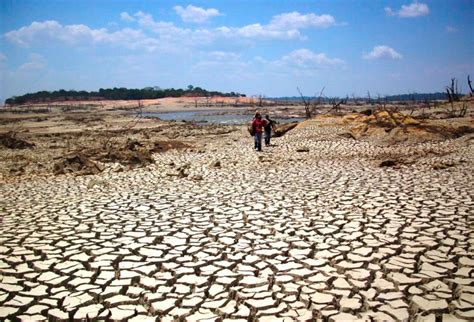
[{"left": 251, "top": 112, "right": 267, "bottom": 151}]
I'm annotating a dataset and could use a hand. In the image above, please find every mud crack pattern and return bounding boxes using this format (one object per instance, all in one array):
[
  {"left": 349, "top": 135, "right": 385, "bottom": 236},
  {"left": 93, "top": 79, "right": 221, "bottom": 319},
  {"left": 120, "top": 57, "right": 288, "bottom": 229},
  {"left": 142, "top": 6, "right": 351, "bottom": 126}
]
[{"left": 1, "top": 124, "right": 473, "bottom": 321}]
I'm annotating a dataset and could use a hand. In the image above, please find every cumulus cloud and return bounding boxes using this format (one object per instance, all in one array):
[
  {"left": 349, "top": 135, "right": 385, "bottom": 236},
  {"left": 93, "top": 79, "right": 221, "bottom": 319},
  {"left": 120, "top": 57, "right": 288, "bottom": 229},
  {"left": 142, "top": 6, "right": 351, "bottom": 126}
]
[
  {"left": 207, "top": 51, "right": 240, "bottom": 61},
  {"left": 218, "top": 11, "right": 338, "bottom": 40},
  {"left": 363, "top": 46, "right": 403, "bottom": 60},
  {"left": 174, "top": 5, "right": 221, "bottom": 23},
  {"left": 120, "top": 12, "right": 135, "bottom": 22},
  {"left": 4, "top": 10, "right": 341, "bottom": 52},
  {"left": 19, "top": 53, "right": 46, "bottom": 71},
  {"left": 279, "top": 49, "right": 345, "bottom": 68},
  {"left": 133, "top": 11, "right": 215, "bottom": 46},
  {"left": 269, "top": 12, "right": 337, "bottom": 30},
  {"left": 132, "top": 10, "right": 329, "bottom": 42},
  {"left": 4, "top": 20, "right": 160, "bottom": 51},
  {"left": 385, "top": 2, "right": 429, "bottom": 18},
  {"left": 217, "top": 24, "right": 301, "bottom": 40},
  {"left": 134, "top": 11, "right": 189, "bottom": 36}
]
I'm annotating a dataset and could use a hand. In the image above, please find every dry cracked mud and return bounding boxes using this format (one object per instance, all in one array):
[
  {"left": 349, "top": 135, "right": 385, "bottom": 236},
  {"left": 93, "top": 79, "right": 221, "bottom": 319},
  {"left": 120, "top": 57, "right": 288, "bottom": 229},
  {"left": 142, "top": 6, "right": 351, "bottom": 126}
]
[{"left": 0, "top": 121, "right": 473, "bottom": 321}]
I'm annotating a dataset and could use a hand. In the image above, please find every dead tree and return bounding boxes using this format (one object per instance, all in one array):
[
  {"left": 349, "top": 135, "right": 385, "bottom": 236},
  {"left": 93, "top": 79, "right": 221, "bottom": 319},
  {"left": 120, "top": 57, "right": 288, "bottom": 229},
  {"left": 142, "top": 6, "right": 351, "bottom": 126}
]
[
  {"left": 375, "top": 95, "right": 392, "bottom": 113},
  {"left": 351, "top": 94, "right": 357, "bottom": 105},
  {"left": 325, "top": 98, "right": 344, "bottom": 114},
  {"left": 103, "top": 100, "right": 143, "bottom": 149},
  {"left": 446, "top": 78, "right": 460, "bottom": 102},
  {"left": 311, "top": 87, "right": 325, "bottom": 115},
  {"left": 257, "top": 94, "right": 264, "bottom": 108},
  {"left": 296, "top": 87, "right": 326, "bottom": 119},
  {"left": 468, "top": 75, "right": 473, "bottom": 96},
  {"left": 297, "top": 87, "right": 311, "bottom": 119},
  {"left": 418, "top": 100, "right": 430, "bottom": 119}
]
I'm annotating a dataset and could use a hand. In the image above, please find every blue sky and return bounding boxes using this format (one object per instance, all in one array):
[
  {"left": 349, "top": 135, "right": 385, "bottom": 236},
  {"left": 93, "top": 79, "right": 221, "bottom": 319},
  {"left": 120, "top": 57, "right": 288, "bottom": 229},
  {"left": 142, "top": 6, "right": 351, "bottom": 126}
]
[{"left": 0, "top": 0, "right": 473, "bottom": 101}]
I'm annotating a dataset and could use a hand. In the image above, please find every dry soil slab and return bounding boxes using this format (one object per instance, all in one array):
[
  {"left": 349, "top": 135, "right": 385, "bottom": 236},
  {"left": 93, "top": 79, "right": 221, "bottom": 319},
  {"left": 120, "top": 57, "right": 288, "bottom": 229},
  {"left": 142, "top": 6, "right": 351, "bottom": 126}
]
[{"left": 0, "top": 123, "right": 473, "bottom": 321}]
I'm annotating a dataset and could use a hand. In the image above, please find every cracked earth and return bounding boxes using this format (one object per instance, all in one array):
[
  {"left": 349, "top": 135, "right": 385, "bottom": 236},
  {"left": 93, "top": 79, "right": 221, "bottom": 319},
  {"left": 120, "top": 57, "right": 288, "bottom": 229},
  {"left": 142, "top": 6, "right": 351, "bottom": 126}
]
[{"left": 1, "top": 122, "right": 473, "bottom": 321}]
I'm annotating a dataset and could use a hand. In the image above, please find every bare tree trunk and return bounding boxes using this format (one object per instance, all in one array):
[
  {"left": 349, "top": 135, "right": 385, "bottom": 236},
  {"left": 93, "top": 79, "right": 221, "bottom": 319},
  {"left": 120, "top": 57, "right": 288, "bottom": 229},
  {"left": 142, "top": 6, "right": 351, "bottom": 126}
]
[
  {"left": 297, "top": 87, "right": 311, "bottom": 119},
  {"left": 257, "top": 94, "right": 264, "bottom": 107},
  {"left": 468, "top": 75, "right": 473, "bottom": 96},
  {"left": 312, "top": 87, "right": 325, "bottom": 115},
  {"left": 447, "top": 78, "right": 460, "bottom": 102},
  {"left": 446, "top": 88, "right": 453, "bottom": 103},
  {"left": 325, "top": 99, "right": 343, "bottom": 114}
]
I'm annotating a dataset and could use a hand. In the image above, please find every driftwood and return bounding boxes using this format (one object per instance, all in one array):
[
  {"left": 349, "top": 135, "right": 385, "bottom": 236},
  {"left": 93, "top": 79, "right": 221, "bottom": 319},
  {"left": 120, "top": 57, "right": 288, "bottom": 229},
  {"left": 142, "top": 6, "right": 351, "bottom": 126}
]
[{"left": 273, "top": 122, "right": 298, "bottom": 137}]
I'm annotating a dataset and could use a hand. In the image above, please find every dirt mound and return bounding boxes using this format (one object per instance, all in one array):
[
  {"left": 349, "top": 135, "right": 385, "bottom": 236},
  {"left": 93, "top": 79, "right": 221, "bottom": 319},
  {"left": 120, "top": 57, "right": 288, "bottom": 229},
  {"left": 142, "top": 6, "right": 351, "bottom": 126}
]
[
  {"left": 86, "top": 139, "right": 154, "bottom": 167},
  {"left": 349, "top": 111, "right": 474, "bottom": 143},
  {"left": 51, "top": 138, "right": 190, "bottom": 176},
  {"left": 0, "top": 132, "right": 35, "bottom": 149},
  {"left": 150, "top": 140, "right": 189, "bottom": 152},
  {"left": 99, "top": 147, "right": 154, "bottom": 166},
  {"left": 53, "top": 154, "right": 104, "bottom": 176}
]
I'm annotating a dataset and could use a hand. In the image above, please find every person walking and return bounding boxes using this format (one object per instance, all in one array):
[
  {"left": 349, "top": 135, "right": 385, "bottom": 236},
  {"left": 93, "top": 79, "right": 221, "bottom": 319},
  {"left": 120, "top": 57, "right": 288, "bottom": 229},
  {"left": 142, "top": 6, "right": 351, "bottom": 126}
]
[
  {"left": 251, "top": 112, "right": 267, "bottom": 152},
  {"left": 263, "top": 114, "right": 276, "bottom": 146}
]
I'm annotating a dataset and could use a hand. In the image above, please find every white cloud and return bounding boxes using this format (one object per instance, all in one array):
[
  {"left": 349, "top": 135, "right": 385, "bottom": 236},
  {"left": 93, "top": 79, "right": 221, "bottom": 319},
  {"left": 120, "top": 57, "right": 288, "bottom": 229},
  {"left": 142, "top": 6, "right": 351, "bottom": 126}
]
[
  {"left": 4, "top": 20, "right": 160, "bottom": 51},
  {"left": 218, "top": 23, "right": 301, "bottom": 40},
  {"left": 5, "top": 20, "right": 62, "bottom": 47},
  {"left": 133, "top": 11, "right": 215, "bottom": 47},
  {"left": 174, "top": 5, "right": 221, "bottom": 23},
  {"left": 120, "top": 12, "right": 135, "bottom": 22},
  {"left": 4, "top": 10, "right": 341, "bottom": 53},
  {"left": 253, "top": 49, "right": 343, "bottom": 70},
  {"left": 445, "top": 26, "right": 457, "bottom": 33},
  {"left": 207, "top": 51, "right": 240, "bottom": 61},
  {"left": 363, "top": 46, "right": 403, "bottom": 60},
  {"left": 279, "top": 49, "right": 345, "bottom": 68},
  {"left": 385, "top": 2, "right": 429, "bottom": 18},
  {"left": 269, "top": 12, "right": 336, "bottom": 30},
  {"left": 218, "top": 11, "right": 338, "bottom": 40},
  {"left": 134, "top": 11, "right": 189, "bottom": 37},
  {"left": 124, "top": 11, "right": 339, "bottom": 42},
  {"left": 19, "top": 53, "right": 46, "bottom": 71}
]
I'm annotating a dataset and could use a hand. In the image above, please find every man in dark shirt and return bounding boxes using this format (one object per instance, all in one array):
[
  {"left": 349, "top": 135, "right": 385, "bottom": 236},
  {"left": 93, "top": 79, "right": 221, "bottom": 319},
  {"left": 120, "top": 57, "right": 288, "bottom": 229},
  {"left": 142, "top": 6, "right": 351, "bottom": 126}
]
[{"left": 263, "top": 114, "right": 276, "bottom": 146}]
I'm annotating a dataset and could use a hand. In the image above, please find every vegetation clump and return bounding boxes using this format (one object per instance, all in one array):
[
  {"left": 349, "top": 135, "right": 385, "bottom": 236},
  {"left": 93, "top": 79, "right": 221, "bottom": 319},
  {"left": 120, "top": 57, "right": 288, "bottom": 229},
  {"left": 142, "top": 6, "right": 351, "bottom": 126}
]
[
  {"left": 5, "top": 86, "right": 246, "bottom": 105},
  {"left": 0, "top": 132, "right": 35, "bottom": 149}
]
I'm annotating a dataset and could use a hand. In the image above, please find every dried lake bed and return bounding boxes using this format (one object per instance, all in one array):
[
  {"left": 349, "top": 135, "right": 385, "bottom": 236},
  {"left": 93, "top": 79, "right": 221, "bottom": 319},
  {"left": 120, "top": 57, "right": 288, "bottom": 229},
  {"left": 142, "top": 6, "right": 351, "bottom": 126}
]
[{"left": 0, "top": 102, "right": 473, "bottom": 321}]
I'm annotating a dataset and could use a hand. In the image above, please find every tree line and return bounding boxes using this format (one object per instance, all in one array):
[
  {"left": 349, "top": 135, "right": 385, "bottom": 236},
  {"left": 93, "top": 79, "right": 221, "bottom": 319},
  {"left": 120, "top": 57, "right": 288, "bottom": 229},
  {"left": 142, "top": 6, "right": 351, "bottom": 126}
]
[{"left": 4, "top": 86, "right": 245, "bottom": 105}]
